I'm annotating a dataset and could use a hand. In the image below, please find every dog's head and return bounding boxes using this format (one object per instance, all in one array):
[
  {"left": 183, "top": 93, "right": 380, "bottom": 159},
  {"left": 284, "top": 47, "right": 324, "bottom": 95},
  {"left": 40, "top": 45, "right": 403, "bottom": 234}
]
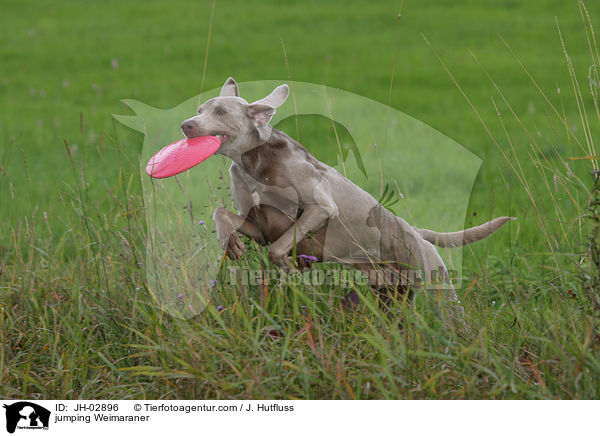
[{"left": 180, "top": 77, "right": 289, "bottom": 154}]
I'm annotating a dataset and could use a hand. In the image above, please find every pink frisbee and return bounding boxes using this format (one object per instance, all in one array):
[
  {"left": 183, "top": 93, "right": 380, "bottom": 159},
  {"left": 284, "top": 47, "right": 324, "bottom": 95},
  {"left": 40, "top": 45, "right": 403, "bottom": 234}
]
[{"left": 146, "top": 136, "right": 221, "bottom": 178}]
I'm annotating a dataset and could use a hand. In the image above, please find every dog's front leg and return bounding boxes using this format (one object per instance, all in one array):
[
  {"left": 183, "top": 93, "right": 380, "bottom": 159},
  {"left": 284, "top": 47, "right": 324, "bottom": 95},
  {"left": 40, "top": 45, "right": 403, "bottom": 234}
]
[
  {"left": 213, "top": 207, "right": 265, "bottom": 260},
  {"left": 268, "top": 179, "right": 337, "bottom": 267},
  {"left": 268, "top": 206, "right": 330, "bottom": 267}
]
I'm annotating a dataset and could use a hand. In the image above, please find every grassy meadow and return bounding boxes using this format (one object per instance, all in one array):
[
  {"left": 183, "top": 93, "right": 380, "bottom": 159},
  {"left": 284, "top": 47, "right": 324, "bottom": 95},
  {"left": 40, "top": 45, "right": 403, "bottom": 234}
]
[{"left": 1, "top": 0, "right": 600, "bottom": 399}]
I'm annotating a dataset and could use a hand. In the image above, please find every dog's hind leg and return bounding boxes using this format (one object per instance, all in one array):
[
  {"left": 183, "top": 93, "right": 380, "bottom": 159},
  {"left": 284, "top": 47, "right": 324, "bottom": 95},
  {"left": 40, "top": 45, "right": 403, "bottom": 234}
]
[
  {"left": 372, "top": 206, "right": 468, "bottom": 331},
  {"left": 412, "top": 239, "right": 467, "bottom": 332}
]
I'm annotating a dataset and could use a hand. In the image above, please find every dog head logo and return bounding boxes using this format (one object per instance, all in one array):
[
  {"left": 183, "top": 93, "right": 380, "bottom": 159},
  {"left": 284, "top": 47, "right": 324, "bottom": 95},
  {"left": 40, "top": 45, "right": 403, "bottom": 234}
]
[
  {"left": 115, "top": 79, "right": 482, "bottom": 319},
  {"left": 3, "top": 402, "right": 50, "bottom": 434}
]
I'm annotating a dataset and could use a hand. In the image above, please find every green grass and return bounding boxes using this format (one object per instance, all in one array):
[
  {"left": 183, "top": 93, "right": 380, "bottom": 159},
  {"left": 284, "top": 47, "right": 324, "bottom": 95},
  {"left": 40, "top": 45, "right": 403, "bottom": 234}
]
[{"left": 1, "top": 0, "right": 600, "bottom": 399}]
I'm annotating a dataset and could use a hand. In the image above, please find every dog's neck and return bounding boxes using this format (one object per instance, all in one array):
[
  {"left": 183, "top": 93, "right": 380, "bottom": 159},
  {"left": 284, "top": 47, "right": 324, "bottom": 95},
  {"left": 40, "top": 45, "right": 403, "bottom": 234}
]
[{"left": 216, "top": 125, "right": 274, "bottom": 165}]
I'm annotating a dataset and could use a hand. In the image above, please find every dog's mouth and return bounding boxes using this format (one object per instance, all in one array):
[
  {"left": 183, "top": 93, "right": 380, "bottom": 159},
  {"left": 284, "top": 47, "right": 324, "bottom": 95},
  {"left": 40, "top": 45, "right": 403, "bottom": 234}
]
[
  {"left": 181, "top": 127, "right": 231, "bottom": 144},
  {"left": 215, "top": 133, "right": 230, "bottom": 144}
]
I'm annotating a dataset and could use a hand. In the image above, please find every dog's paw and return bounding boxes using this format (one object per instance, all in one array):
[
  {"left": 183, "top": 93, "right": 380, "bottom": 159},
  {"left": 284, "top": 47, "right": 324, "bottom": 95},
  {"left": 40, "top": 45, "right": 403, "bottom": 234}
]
[
  {"left": 268, "top": 249, "right": 296, "bottom": 271},
  {"left": 226, "top": 233, "right": 245, "bottom": 260},
  {"left": 267, "top": 246, "right": 285, "bottom": 265}
]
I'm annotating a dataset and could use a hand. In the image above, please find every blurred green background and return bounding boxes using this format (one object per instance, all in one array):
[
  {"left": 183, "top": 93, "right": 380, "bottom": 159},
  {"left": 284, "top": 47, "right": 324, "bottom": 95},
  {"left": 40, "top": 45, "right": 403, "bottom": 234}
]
[{"left": 1, "top": 0, "right": 596, "bottom": 243}]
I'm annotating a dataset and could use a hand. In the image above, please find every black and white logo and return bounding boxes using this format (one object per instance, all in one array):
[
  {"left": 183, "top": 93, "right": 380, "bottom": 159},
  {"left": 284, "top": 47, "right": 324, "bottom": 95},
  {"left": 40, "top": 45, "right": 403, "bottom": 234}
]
[{"left": 2, "top": 402, "right": 50, "bottom": 434}]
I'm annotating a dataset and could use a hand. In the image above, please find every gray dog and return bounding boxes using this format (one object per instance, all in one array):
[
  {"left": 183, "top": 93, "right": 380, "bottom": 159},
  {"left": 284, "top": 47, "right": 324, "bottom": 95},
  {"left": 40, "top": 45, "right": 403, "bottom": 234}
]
[{"left": 180, "top": 78, "right": 513, "bottom": 327}]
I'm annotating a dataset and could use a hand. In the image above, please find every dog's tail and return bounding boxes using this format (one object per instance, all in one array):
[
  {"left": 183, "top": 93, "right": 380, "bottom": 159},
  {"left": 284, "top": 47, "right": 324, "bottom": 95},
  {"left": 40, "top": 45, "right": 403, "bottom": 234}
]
[{"left": 416, "top": 216, "right": 515, "bottom": 248}]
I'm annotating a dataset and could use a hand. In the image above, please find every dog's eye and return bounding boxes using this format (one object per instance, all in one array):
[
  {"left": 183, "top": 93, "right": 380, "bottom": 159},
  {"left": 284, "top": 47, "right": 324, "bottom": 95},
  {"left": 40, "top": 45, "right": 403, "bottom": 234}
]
[{"left": 216, "top": 109, "right": 226, "bottom": 116}]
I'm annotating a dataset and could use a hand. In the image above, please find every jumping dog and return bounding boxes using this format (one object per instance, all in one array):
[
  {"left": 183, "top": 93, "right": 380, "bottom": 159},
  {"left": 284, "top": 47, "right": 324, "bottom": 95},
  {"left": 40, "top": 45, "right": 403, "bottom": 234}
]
[{"left": 179, "top": 78, "right": 513, "bottom": 327}]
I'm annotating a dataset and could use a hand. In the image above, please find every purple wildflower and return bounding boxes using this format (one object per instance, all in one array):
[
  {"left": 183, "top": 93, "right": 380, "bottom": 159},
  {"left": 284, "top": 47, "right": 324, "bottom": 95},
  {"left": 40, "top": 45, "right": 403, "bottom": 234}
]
[
  {"left": 176, "top": 293, "right": 184, "bottom": 299},
  {"left": 210, "top": 279, "right": 218, "bottom": 288},
  {"left": 216, "top": 305, "right": 224, "bottom": 311},
  {"left": 198, "top": 220, "right": 206, "bottom": 225},
  {"left": 299, "top": 254, "right": 318, "bottom": 262}
]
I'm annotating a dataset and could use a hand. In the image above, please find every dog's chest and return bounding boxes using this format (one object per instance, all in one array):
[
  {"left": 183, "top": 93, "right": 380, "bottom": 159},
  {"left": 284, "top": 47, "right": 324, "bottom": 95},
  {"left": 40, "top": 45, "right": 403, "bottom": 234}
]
[{"left": 232, "top": 164, "right": 299, "bottom": 218}]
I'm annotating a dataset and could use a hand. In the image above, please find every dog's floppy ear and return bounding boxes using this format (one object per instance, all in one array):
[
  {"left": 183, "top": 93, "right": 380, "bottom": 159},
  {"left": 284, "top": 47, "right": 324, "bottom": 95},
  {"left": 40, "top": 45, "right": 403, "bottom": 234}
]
[
  {"left": 252, "top": 84, "right": 289, "bottom": 108},
  {"left": 247, "top": 103, "right": 276, "bottom": 127},
  {"left": 246, "top": 84, "right": 288, "bottom": 141},
  {"left": 220, "top": 77, "right": 239, "bottom": 97}
]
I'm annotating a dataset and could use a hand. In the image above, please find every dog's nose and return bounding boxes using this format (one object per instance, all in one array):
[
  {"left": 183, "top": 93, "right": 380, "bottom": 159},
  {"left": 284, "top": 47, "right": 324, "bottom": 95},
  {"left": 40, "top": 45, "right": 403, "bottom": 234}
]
[{"left": 181, "top": 121, "right": 195, "bottom": 133}]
